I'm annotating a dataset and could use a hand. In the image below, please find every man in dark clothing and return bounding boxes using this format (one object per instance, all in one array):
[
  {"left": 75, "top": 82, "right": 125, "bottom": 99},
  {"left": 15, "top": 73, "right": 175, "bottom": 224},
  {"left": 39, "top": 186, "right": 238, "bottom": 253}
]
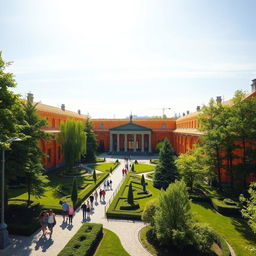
[
  {"left": 89, "top": 195, "right": 94, "bottom": 208},
  {"left": 81, "top": 202, "right": 87, "bottom": 221}
]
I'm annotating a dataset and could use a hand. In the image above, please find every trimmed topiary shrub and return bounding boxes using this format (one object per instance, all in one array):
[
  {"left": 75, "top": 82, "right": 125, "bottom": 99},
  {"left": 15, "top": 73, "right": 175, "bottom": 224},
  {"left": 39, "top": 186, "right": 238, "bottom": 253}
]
[
  {"left": 58, "top": 223, "right": 103, "bottom": 256},
  {"left": 120, "top": 202, "right": 140, "bottom": 210}
]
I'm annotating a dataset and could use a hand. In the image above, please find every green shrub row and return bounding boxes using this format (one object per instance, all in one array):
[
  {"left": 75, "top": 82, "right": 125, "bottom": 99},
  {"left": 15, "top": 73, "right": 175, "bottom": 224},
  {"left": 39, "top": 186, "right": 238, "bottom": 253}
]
[
  {"left": 106, "top": 212, "right": 141, "bottom": 220},
  {"left": 58, "top": 223, "right": 103, "bottom": 256},
  {"left": 42, "top": 172, "right": 109, "bottom": 213},
  {"left": 211, "top": 198, "right": 241, "bottom": 216},
  {"left": 211, "top": 231, "right": 231, "bottom": 256}
]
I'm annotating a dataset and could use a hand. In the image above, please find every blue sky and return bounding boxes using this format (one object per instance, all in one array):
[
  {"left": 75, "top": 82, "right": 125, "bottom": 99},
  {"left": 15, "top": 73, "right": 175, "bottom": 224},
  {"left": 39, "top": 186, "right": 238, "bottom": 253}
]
[{"left": 1, "top": 0, "right": 256, "bottom": 118}]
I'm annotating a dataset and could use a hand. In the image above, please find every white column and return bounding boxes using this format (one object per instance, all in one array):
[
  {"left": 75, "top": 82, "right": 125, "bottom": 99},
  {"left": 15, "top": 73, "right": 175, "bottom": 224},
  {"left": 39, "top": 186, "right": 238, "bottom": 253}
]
[
  {"left": 133, "top": 134, "right": 136, "bottom": 152},
  {"left": 141, "top": 133, "right": 144, "bottom": 152},
  {"left": 110, "top": 133, "right": 113, "bottom": 152},
  {"left": 124, "top": 133, "right": 127, "bottom": 152},
  {"left": 117, "top": 133, "right": 120, "bottom": 152},
  {"left": 148, "top": 132, "right": 152, "bottom": 153}
]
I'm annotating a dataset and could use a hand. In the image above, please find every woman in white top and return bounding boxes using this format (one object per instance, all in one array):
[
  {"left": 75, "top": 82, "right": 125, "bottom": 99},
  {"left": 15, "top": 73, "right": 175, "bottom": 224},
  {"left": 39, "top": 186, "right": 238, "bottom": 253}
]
[{"left": 47, "top": 209, "right": 56, "bottom": 239}]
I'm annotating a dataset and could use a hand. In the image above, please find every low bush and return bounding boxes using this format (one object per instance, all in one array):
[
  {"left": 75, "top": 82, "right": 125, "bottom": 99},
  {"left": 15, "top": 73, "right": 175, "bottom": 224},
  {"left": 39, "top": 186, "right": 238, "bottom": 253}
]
[
  {"left": 211, "top": 198, "right": 241, "bottom": 216},
  {"left": 58, "top": 223, "right": 103, "bottom": 256},
  {"left": 7, "top": 200, "right": 41, "bottom": 236}
]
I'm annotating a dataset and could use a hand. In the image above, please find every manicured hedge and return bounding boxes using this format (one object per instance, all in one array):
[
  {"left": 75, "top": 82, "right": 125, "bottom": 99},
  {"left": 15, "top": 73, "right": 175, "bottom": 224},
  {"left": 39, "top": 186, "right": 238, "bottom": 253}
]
[
  {"left": 43, "top": 172, "right": 109, "bottom": 213},
  {"left": 7, "top": 200, "right": 41, "bottom": 236},
  {"left": 58, "top": 223, "right": 103, "bottom": 256},
  {"left": 211, "top": 198, "right": 241, "bottom": 216},
  {"left": 211, "top": 231, "right": 231, "bottom": 256}
]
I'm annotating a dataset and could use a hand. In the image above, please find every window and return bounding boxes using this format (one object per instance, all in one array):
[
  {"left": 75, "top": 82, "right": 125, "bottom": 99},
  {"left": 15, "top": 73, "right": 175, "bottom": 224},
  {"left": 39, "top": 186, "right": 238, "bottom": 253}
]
[
  {"left": 162, "top": 123, "right": 166, "bottom": 129},
  {"left": 100, "top": 123, "right": 104, "bottom": 129},
  {"left": 52, "top": 119, "right": 55, "bottom": 128}
]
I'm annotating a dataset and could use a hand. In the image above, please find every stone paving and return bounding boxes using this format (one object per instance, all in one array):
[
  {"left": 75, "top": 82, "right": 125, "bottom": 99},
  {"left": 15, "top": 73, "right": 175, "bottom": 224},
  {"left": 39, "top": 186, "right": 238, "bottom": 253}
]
[{"left": 0, "top": 158, "right": 151, "bottom": 256}]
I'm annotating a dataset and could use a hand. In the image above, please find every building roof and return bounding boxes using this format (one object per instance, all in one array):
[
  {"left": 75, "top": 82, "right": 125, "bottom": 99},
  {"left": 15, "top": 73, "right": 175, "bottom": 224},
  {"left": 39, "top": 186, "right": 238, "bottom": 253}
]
[
  {"left": 35, "top": 102, "right": 87, "bottom": 119},
  {"left": 110, "top": 122, "right": 151, "bottom": 131}
]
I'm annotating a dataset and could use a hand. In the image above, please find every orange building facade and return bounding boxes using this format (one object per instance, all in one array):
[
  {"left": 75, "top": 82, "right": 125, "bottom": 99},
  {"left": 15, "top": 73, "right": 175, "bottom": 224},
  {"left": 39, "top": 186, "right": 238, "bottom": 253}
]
[
  {"left": 33, "top": 80, "right": 256, "bottom": 185},
  {"left": 33, "top": 99, "right": 87, "bottom": 170}
]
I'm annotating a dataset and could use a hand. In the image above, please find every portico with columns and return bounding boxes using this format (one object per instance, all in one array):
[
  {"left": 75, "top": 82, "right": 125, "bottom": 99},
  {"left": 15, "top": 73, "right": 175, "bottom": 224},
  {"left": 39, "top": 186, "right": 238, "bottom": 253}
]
[{"left": 109, "top": 122, "right": 152, "bottom": 153}]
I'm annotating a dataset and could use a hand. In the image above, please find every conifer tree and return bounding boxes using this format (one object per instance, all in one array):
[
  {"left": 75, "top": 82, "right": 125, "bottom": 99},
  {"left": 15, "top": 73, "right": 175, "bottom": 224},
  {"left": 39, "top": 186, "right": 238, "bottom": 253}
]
[
  {"left": 153, "top": 138, "right": 177, "bottom": 189},
  {"left": 93, "top": 169, "right": 97, "bottom": 183},
  {"left": 71, "top": 178, "right": 78, "bottom": 207},
  {"left": 141, "top": 174, "right": 146, "bottom": 192},
  {"left": 127, "top": 183, "right": 134, "bottom": 205}
]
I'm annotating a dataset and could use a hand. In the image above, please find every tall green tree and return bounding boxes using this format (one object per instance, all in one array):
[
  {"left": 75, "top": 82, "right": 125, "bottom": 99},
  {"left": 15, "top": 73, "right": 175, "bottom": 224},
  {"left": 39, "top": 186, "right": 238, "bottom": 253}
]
[
  {"left": 240, "top": 182, "right": 256, "bottom": 233},
  {"left": 84, "top": 118, "right": 97, "bottom": 163},
  {"left": 141, "top": 174, "right": 146, "bottom": 192},
  {"left": 153, "top": 138, "right": 177, "bottom": 189},
  {"left": 7, "top": 95, "right": 49, "bottom": 205},
  {"left": 199, "top": 98, "right": 226, "bottom": 188},
  {"left": 59, "top": 120, "right": 86, "bottom": 171},
  {"left": 176, "top": 145, "right": 214, "bottom": 191},
  {"left": 71, "top": 178, "right": 78, "bottom": 207},
  {"left": 231, "top": 91, "right": 256, "bottom": 188},
  {"left": 0, "top": 52, "right": 24, "bottom": 147},
  {"left": 154, "top": 180, "right": 214, "bottom": 252}
]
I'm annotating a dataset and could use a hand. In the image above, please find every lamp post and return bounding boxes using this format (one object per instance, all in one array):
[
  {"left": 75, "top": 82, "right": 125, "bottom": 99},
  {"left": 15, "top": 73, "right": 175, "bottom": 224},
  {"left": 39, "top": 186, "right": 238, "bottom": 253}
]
[{"left": 0, "top": 137, "right": 22, "bottom": 249}]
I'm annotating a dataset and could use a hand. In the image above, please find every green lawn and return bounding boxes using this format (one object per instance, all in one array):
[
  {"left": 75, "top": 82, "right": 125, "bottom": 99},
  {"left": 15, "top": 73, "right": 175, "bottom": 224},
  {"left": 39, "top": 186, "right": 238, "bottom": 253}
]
[
  {"left": 87, "top": 162, "right": 118, "bottom": 172},
  {"left": 191, "top": 202, "right": 256, "bottom": 256},
  {"left": 150, "top": 159, "right": 159, "bottom": 164},
  {"left": 146, "top": 173, "right": 154, "bottom": 180},
  {"left": 94, "top": 228, "right": 130, "bottom": 256},
  {"left": 133, "top": 163, "right": 155, "bottom": 173},
  {"left": 9, "top": 170, "right": 109, "bottom": 211},
  {"left": 107, "top": 174, "right": 160, "bottom": 219}
]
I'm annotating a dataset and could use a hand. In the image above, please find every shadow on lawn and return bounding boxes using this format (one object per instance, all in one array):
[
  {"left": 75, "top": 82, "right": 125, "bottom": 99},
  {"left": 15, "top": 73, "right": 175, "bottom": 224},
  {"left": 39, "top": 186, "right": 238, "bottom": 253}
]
[{"left": 231, "top": 218, "right": 256, "bottom": 245}]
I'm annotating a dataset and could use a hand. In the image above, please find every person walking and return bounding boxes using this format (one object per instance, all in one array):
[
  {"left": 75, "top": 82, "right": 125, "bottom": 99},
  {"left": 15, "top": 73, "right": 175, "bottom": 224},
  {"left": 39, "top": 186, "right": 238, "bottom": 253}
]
[
  {"left": 102, "top": 189, "right": 106, "bottom": 201},
  {"left": 86, "top": 201, "right": 91, "bottom": 219},
  {"left": 39, "top": 211, "right": 48, "bottom": 237},
  {"left": 106, "top": 180, "right": 110, "bottom": 190},
  {"left": 94, "top": 190, "right": 98, "bottom": 204},
  {"left": 68, "top": 206, "right": 74, "bottom": 225},
  {"left": 61, "top": 201, "right": 69, "bottom": 222},
  {"left": 99, "top": 189, "right": 103, "bottom": 201},
  {"left": 81, "top": 202, "right": 87, "bottom": 221},
  {"left": 109, "top": 179, "right": 112, "bottom": 190},
  {"left": 89, "top": 195, "right": 94, "bottom": 208},
  {"left": 47, "top": 209, "right": 56, "bottom": 239}
]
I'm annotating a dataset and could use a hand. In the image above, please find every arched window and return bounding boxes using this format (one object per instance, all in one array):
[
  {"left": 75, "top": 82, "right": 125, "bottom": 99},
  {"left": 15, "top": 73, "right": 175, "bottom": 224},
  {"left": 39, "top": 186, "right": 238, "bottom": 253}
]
[
  {"left": 162, "top": 123, "right": 166, "bottom": 129},
  {"left": 100, "top": 123, "right": 104, "bottom": 129}
]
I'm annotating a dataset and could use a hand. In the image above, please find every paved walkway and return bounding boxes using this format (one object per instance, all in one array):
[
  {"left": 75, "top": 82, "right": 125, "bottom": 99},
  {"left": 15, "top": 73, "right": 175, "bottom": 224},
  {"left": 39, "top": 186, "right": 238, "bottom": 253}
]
[{"left": 1, "top": 158, "right": 151, "bottom": 256}]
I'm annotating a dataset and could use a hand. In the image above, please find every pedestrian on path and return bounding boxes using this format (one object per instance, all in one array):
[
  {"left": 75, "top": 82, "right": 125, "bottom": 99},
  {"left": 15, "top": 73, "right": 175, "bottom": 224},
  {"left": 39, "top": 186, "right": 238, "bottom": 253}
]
[
  {"left": 106, "top": 180, "right": 110, "bottom": 190},
  {"left": 47, "top": 209, "right": 56, "bottom": 239},
  {"left": 68, "top": 206, "right": 74, "bottom": 225},
  {"left": 109, "top": 179, "right": 112, "bottom": 190},
  {"left": 122, "top": 168, "right": 125, "bottom": 176},
  {"left": 81, "top": 202, "right": 87, "bottom": 221},
  {"left": 39, "top": 211, "right": 48, "bottom": 237},
  {"left": 99, "top": 189, "right": 103, "bottom": 201},
  {"left": 94, "top": 190, "right": 98, "bottom": 204},
  {"left": 102, "top": 189, "right": 106, "bottom": 201},
  {"left": 61, "top": 201, "right": 69, "bottom": 222},
  {"left": 86, "top": 201, "right": 91, "bottom": 219},
  {"left": 89, "top": 195, "right": 94, "bottom": 208}
]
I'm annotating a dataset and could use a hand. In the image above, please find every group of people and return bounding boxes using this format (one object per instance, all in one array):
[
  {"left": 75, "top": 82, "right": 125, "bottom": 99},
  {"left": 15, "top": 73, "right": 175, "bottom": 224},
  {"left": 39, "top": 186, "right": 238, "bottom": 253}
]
[
  {"left": 39, "top": 178, "right": 113, "bottom": 237},
  {"left": 39, "top": 209, "right": 56, "bottom": 239},
  {"left": 122, "top": 168, "right": 128, "bottom": 176},
  {"left": 60, "top": 200, "right": 75, "bottom": 224},
  {"left": 103, "top": 179, "right": 112, "bottom": 190}
]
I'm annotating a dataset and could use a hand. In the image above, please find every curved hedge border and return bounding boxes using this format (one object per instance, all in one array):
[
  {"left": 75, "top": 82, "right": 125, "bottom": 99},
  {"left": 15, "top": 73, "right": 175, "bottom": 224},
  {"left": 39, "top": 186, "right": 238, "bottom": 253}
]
[
  {"left": 211, "top": 231, "right": 231, "bottom": 256},
  {"left": 211, "top": 198, "right": 241, "bottom": 217},
  {"left": 58, "top": 223, "right": 103, "bottom": 256}
]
